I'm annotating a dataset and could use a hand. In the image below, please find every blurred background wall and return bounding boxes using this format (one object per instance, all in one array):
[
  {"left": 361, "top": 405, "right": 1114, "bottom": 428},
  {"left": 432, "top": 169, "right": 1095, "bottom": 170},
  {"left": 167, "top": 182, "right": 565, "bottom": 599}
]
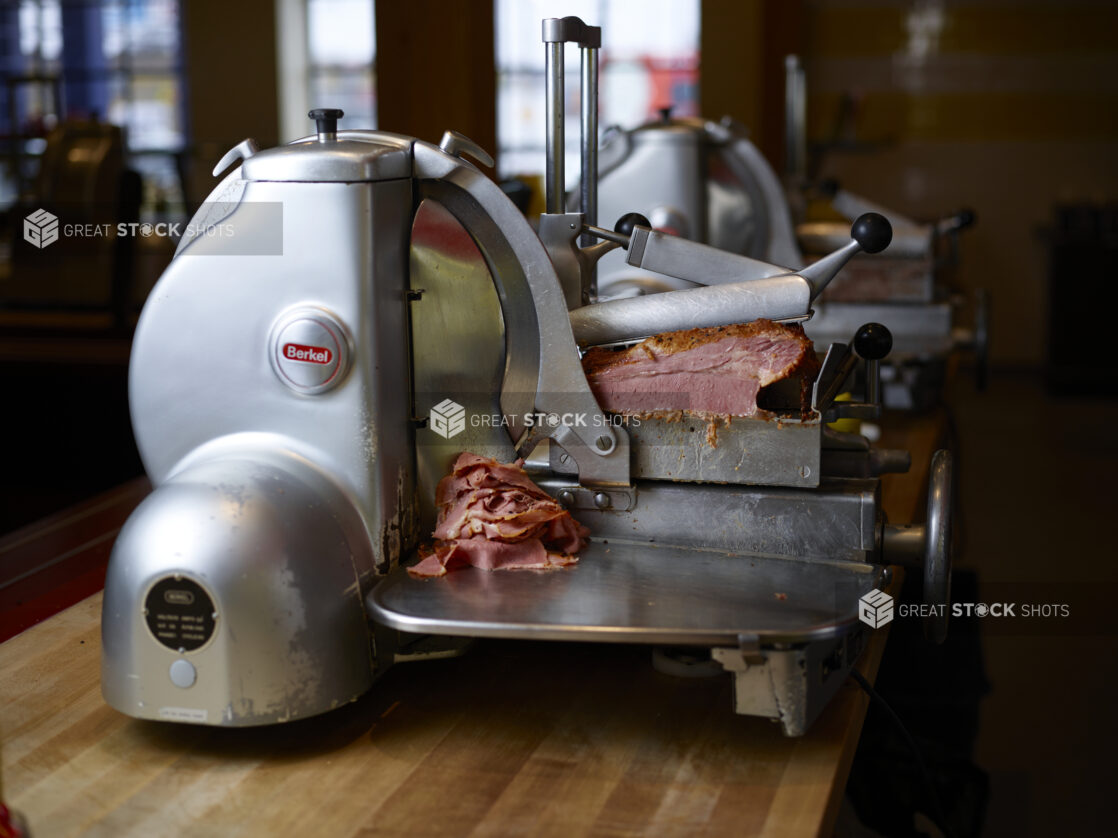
[
  {"left": 807, "top": 0, "right": 1118, "bottom": 368},
  {"left": 702, "top": 0, "right": 1118, "bottom": 368}
]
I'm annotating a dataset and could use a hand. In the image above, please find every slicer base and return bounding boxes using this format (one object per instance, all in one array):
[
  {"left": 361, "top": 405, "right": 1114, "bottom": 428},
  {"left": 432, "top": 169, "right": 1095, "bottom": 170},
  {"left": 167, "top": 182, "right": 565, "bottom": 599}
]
[{"left": 368, "top": 541, "right": 885, "bottom": 735}]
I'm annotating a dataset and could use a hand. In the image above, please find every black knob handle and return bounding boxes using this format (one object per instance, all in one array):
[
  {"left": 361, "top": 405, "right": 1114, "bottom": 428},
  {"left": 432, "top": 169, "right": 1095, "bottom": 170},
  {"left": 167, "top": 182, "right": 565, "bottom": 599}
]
[
  {"left": 615, "top": 212, "right": 651, "bottom": 237},
  {"left": 854, "top": 322, "right": 893, "bottom": 361},
  {"left": 308, "top": 108, "right": 344, "bottom": 134},
  {"left": 658, "top": 106, "right": 673, "bottom": 123},
  {"left": 955, "top": 207, "right": 976, "bottom": 229},
  {"left": 851, "top": 212, "right": 892, "bottom": 254}
]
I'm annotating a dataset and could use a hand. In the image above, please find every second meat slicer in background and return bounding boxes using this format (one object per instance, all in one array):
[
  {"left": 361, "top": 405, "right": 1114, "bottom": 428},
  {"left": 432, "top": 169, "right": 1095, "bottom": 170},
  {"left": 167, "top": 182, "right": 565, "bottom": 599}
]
[
  {"left": 102, "top": 16, "right": 954, "bottom": 738},
  {"left": 590, "top": 54, "right": 987, "bottom": 409},
  {"left": 784, "top": 56, "right": 989, "bottom": 407}
]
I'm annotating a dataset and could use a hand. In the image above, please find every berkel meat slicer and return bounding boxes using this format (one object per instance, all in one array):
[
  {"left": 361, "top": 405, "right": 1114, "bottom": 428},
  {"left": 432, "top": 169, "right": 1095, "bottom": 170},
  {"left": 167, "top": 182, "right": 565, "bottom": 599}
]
[
  {"left": 590, "top": 55, "right": 986, "bottom": 409},
  {"left": 102, "top": 16, "right": 953, "bottom": 736}
]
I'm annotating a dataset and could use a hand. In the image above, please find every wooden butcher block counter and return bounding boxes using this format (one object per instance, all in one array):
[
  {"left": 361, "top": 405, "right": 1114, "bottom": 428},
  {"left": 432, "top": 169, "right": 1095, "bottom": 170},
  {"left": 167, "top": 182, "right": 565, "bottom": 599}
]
[{"left": 0, "top": 412, "right": 946, "bottom": 837}]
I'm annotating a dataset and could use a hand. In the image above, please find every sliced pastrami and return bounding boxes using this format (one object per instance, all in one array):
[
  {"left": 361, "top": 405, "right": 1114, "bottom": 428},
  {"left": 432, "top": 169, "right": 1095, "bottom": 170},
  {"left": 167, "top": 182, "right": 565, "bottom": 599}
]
[{"left": 409, "top": 453, "right": 589, "bottom": 579}]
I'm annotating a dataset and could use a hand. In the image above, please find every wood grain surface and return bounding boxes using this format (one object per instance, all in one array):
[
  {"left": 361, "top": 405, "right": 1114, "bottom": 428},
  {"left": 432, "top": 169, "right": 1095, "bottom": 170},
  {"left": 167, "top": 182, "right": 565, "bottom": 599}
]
[{"left": 0, "top": 412, "right": 946, "bottom": 837}]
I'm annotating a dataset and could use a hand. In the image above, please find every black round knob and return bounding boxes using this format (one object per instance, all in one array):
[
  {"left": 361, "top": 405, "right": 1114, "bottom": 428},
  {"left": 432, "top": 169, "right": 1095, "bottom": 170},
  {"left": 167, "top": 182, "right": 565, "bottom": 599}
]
[
  {"left": 308, "top": 108, "right": 344, "bottom": 134},
  {"left": 658, "top": 106, "right": 673, "bottom": 123},
  {"left": 851, "top": 212, "right": 892, "bottom": 254},
  {"left": 854, "top": 323, "right": 893, "bottom": 361},
  {"left": 615, "top": 212, "right": 651, "bottom": 237}
]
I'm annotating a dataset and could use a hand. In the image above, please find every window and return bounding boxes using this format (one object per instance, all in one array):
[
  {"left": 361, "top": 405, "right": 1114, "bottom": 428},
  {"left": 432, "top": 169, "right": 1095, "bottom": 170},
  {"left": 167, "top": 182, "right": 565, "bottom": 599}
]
[
  {"left": 100, "top": 0, "right": 185, "bottom": 214},
  {"left": 100, "top": 0, "right": 183, "bottom": 152},
  {"left": 0, "top": 0, "right": 185, "bottom": 212},
  {"left": 495, "top": 0, "right": 700, "bottom": 186},
  {"left": 308, "top": 0, "right": 375, "bottom": 127},
  {"left": 276, "top": 0, "right": 376, "bottom": 142}
]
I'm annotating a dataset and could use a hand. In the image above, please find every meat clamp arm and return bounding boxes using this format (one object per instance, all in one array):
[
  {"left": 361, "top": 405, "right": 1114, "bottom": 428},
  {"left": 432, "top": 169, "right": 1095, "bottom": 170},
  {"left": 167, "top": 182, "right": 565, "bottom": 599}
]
[{"left": 568, "top": 212, "right": 892, "bottom": 346}]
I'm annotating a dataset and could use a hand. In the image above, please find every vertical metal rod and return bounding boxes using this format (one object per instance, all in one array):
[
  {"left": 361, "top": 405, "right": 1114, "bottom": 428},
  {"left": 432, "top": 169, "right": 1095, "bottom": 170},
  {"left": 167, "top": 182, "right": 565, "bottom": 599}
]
[
  {"left": 545, "top": 41, "right": 565, "bottom": 214},
  {"left": 784, "top": 54, "right": 806, "bottom": 183},
  {"left": 580, "top": 44, "right": 599, "bottom": 295},
  {"left": 865, "top": 359, "right": 880, "bottom": 405}
]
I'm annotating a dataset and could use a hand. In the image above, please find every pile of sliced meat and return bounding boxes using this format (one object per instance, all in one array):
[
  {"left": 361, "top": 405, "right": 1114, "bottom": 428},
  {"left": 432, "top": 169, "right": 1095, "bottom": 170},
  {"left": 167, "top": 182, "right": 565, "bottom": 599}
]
[
  {"left": 581, "top": 318, "right": 819, "bottom": 420},
  {"left": 408, "top": 453, "right": 589, "bottom": 579}
]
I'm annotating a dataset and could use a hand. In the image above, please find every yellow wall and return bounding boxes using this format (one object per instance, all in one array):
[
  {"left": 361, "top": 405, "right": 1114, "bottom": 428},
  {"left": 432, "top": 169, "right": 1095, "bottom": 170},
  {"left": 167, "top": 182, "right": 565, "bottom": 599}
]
[
  {"left": 802, "top": 0, "right": 1118, "bottom": 366},
  {"left": 701, "top": 0, "right": 805, "bottom": 168}
]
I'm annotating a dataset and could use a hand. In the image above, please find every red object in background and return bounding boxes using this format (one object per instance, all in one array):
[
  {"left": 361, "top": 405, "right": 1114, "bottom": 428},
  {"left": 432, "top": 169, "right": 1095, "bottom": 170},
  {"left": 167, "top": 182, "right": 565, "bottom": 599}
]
[
  {"left": 644, "top": 55, "right": 699, "bottom": 121},
  {"left": 0, "top": 479, "right": 150, "bottom": 643},
  {"left": 597, "top": 53, "right": 699, "bottom": 124},
  {"left": 0, "top": 803, "right": 27, "bottom": 838}
]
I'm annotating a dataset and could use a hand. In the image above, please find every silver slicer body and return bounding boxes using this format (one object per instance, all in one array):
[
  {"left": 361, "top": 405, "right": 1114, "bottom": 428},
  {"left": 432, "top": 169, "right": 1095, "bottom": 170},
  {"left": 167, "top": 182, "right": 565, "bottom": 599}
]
[{"left": 103, "top": 17, "right": 953, "bottom": 736}]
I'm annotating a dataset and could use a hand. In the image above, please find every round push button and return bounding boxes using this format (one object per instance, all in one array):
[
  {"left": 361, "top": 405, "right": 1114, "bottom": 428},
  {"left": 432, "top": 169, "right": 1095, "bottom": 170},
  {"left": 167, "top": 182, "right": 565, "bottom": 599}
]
[
  {"left": 169, "top": 659, "right": 196, "bottom": 689},
  {"left": 269, "top": 307, "right": 351, "bottom": 394}
]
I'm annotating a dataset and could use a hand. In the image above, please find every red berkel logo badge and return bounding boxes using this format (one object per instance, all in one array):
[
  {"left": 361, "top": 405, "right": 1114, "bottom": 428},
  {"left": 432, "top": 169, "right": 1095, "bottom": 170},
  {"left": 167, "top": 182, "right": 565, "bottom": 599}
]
[{"left": 282, "top": 342, "right": 333, "bottom": 364}]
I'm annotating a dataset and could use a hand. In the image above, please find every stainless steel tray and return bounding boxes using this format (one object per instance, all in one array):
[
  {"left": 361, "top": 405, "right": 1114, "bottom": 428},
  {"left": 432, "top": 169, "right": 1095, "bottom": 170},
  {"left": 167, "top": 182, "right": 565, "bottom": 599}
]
[{"left": 368, "top": 540, "right": 884, "bottom": 647}]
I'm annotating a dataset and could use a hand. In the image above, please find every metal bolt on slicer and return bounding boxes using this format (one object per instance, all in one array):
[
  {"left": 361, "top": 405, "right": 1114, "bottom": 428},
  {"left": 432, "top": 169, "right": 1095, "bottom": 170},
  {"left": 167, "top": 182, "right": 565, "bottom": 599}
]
[{"left": 102, "top": 17, "right": 954, "bottom": 736}]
